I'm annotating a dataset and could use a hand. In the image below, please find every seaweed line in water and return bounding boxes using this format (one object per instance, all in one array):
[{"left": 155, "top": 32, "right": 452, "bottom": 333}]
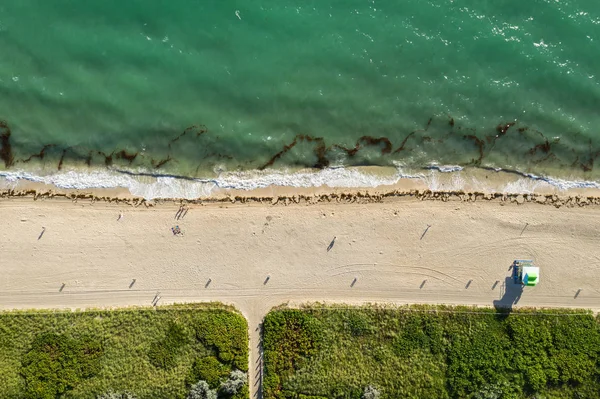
[{"left": 1, "top": 116, "right": 600, "bottom": 175}]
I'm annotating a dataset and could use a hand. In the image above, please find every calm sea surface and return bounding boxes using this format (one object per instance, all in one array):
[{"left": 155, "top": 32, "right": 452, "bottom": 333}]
[{"left": 1, "top": 0, "right": 600, "bottom": 185}]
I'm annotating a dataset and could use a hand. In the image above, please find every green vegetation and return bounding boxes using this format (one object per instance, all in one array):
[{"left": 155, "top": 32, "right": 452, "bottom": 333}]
[
  {"left": 21, "top": 333, "right": 103, "bottom": 398},
  {"left": 188, "top": 356, "right": 229, "bottom": 389},
  {"left": 263, "top": 305, "right": 600, "bottom": 399},
  {"left": 0, "top": 303, "right": 248, "bottom": 398},
  {"left": 148, "top": 322, "right": 190, "bottom": 370}
]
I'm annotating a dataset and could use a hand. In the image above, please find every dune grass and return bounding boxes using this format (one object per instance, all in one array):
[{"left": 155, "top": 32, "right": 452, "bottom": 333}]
[
  {"left": 262, "top": 305, "right": 600, "bottom": 399},
  {"left": 0, "top": 303, "right": 248, "bottom": 399}
]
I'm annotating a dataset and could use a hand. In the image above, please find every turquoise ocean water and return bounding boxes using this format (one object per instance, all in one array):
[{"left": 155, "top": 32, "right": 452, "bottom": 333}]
[{"left": 2, "top": 0, "right": 600, "bottom": 194}]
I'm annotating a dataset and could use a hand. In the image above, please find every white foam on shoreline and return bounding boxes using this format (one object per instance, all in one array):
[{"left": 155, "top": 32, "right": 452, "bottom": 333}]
[
  {"left": 0, "top": 167, "right": 412, "bottom": 200},
  {"left": 1, "top": 165, "right": 599, "bottom": 200},
  {"left": 0, "top": 170, "right": 134, "bottom": 190},
  {"left": 425, "top": 164, "right": 464, "bottom": 173},
  {"left": 205, "top": 167, "right": 410, "bottom": 190},
  {"left": 521, "top": 172, "right": 600, "bottom": 190}
]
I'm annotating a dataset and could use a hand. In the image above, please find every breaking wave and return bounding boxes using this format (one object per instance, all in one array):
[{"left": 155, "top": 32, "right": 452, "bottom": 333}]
[{"left": 1, "top": 164, "right": 599, "bottom": 200}]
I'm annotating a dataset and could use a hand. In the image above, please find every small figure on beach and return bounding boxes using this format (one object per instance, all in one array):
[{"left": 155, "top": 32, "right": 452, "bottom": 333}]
[
  {"left": 264, "top": 275, "right": 271, "bottom": 285},
  {"left": 117, "top": 211, "right": 124, "bottom": 221},
  {"left": 327, "top": 236, "right": 337, "bottom": 252},
  {"left": 38, "top": 227, "right": 46, "bottom": 240},
  {"left": 171, "top": 225, "right": 183, "bottom": 236}
]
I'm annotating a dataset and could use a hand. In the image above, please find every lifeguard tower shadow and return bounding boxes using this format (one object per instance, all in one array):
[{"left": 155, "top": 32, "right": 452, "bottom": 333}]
[{"left": 493, "top": 276, "right": 524, "bottom": 315}]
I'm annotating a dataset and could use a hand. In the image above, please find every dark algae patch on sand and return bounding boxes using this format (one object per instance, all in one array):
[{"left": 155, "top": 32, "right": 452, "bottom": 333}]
[
  {"left": 262, "top": 305, "right": 600, "bottom": 399},
  {"left": 0, "top": 304, "right": 248, "bottom": 398}
]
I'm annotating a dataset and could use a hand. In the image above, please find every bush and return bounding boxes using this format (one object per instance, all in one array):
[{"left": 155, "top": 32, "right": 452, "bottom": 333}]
[
  {"left": 189, "top": 356, "right": 229, "bottom": 389},
  {"left": 148, "top": 322, "right": 189, "bottom": 369},
  {"left": 195, "top": 311, "right": 248, "bottom": 371},
  {"left": 166, "top": 322, "right": 189, "bottom": 347},
  {"left": 263, "top": 310, "right": 322, "bottom": 372},
  {"left": 0, "top": 305, "right": 248, "bottom": 398},
  {"left": 262, "top": 310, "right": 323, "bottom": 398},
  {"left": 472, "top": 384, "right": 502, "bottom": 399},
  {"left": 445, "top": 316, "right": 514, "bottom": 397},
  {"left": 20, "top": 333, "right": 103, "bottom": 398},
  {"left": 96, "top": 392, "right": 137, "bottom": 399},
  {"left": 392, "top": 314, "right": 444, "bottom": 357},
  {"left": 346, "top": 313, "right": 372, "bottom": 337},
  {"left": 187, "top": 380, "right": 217, "bottom": 399},
  {"left": 362, "top": 385, "right": 380, "bottom": 399},
  {"left": 263, "top": 306, "right": 600, "bottom": 399},
  {"left": 220, "top": 369, "right": 247, "bottom": 396}
]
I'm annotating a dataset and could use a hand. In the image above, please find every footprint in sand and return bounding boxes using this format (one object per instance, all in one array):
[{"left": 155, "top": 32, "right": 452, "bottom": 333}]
[{"left": 262, "top": 216, "right": 273, "bottom": 233}]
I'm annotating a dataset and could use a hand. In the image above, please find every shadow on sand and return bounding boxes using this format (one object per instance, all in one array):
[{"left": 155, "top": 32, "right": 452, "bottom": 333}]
[
  {"left": 254, "top": 322, "right": 264, "bottom": 399},
  {"left": 327, "top": 237, "right": 336, "bottom": 252},
  {"left": 420, "top": 224, "right": 431, "bottom": 240},
  {"left": 493, "top": 276, "right": 524, "bottom": 315}
]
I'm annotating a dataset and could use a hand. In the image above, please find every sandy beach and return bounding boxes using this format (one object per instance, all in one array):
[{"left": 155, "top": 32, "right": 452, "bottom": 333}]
[{"left": 2, "top": 192, "right": 600, "bottom": 397}]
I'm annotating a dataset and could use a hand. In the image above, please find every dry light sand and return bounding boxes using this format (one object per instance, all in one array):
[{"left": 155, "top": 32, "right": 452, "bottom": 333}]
[{"left": 1, "top": 196, "right": 600, "bottom": 397}]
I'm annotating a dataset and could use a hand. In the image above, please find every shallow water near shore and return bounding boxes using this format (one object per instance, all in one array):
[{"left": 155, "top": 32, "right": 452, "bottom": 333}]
[
  {"left": 2, "top": 1, "right": 600, "bottom": 195},
  {"left": 3, "top": 164, "right": 600, "bottom": 200}
]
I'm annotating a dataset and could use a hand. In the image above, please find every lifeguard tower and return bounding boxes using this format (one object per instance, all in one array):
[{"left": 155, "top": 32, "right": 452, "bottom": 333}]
[{"left": 513, "top": 260, "right": 539, "bottom": 286}]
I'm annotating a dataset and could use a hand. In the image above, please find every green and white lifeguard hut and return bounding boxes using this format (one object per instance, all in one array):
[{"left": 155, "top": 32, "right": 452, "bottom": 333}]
[{"left": 513, "top": 260, "right": 539, "bottom": 286}]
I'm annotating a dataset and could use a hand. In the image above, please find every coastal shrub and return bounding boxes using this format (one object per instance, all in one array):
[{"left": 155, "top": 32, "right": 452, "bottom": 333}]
[
  {"left": 345, "top": 312, "right": 372, "bottom": 337},
  {"left": 262, "top": 309, "right": 323, "bottom": 398},
  {"left": 20, "top": 332, "right": 103, "bottom": 398},
  {"left": 195, "top": 310, "right": 248, "bottom": 371},
  {"left": 362, "top": 385, "right": 380, "bottom": 399},
  {"left": 471, "top": 382, "right": 507, "bottom": 399},
  {"left": 188, "top": 356, "right": 229, "bottom": 389},
  {"left": 445, "top": 315, "right": 514, "bottom": 397},
  {"left": 0, "top": 304, "right": 248, "bottom": 398},
  {"left": 148, "top": 322, "right": 189, "bottom": 369},
  {"left": 96, "top": 392, "right": 137, "bottom": 399},
  {"left": 263, "top": 306, "right": 600, "bottom": 399},
  {"left": 147, "top": 341, "right": 174, "bottom": 370},
  {"left": 549, "top": 314, "right": 600, "bottom": 385},
  {"left": 220, "top": 369, "right": 247, "bottom": 395},
  {"left": 506, "top": 314, "right": 600, "bottom": 393},
  {"left": 187, "top": 380, "right": 217, "bottom": 399},
  {"left": 392, "top": 315, "right": 430, "bottom": 357}
]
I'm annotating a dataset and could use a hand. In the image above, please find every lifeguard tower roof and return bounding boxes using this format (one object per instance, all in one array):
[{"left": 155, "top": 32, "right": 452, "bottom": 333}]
[{"left": 521, "top": 266, "right": 539, "bottom": 286}]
